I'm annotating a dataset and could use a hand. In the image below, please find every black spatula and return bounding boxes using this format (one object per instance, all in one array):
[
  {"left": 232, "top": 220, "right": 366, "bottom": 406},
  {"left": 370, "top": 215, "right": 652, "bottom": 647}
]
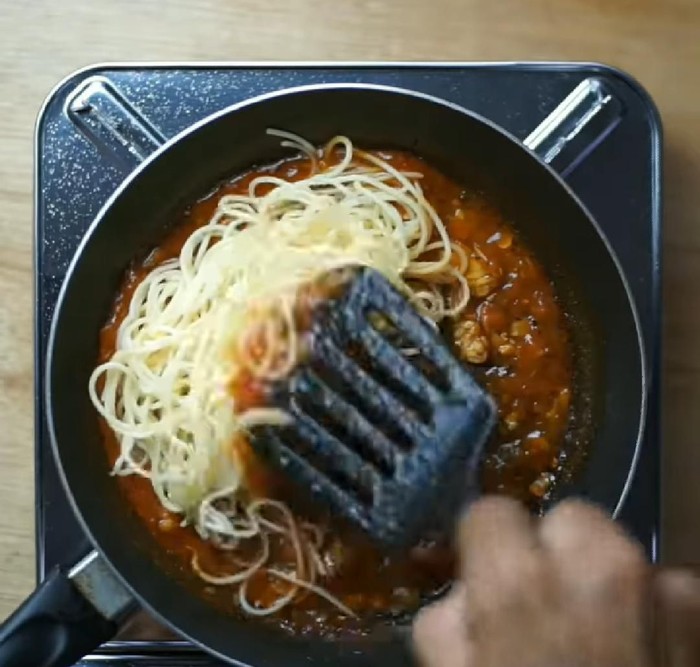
[{"left": 252, "top": 268, "right": 497, "bottom": 547}]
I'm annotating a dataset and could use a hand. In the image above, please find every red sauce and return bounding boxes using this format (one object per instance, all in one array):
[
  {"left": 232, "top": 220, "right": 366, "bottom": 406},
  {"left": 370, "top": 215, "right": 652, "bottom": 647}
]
[{"left": 97, "top": 149, "right": 574, "bottom": 636}]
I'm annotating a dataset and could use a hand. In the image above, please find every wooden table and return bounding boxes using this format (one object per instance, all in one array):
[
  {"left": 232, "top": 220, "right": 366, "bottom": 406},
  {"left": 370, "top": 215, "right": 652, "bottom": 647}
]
[{"left": 1, "top": 0, "right": 698, "bottom": 620}]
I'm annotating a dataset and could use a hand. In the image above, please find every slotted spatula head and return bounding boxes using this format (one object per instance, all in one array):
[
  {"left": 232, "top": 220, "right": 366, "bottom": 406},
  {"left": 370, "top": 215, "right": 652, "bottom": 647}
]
[{"left": 252, "top": 268, "right": 497, "bottom": 547}]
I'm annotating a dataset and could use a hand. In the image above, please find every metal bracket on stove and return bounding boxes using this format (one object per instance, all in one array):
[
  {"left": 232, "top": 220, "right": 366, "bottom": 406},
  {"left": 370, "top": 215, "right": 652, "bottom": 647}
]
[
  {"left": 65, "top": 76, "right": 166, "bottom": 169},
  {"left": 524, "top": 77, "right": 624, "bottom": 177}
]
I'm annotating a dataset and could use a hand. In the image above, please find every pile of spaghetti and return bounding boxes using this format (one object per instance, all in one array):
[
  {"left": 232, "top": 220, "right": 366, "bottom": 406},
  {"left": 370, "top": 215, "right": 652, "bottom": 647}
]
[{"left": 88, "top": 131, "right": 471, "bottom": 616}]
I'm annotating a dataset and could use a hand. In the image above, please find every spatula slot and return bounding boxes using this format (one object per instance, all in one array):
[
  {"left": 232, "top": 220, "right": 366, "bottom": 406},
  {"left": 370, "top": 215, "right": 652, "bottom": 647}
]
[
  {"left": 365, "top": 308, "right": 452, "bottom": 394},
  {"left": 308, "top": 337, "right": 428, "bottom": 451},
  {"left": 343, "top": 338, "right": 433, "bottom": 423},
  {"left": 279, "top": 414, "right": 376, "bottom": 507},
  {"left": 291, "top": 370, "right": 397, "bottom": 477}
]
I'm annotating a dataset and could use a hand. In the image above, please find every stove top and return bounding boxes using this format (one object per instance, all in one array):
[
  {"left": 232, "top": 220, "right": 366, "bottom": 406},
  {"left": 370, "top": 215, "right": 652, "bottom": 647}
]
[{"left": 34, "top": 62, "right": 662, "bottom": 665}]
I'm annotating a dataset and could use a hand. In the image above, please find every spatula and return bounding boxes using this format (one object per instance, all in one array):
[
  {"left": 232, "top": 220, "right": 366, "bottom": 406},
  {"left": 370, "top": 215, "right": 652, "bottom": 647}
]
[{"left": 252, "top": 268, "right": 497, "bottom": 547}]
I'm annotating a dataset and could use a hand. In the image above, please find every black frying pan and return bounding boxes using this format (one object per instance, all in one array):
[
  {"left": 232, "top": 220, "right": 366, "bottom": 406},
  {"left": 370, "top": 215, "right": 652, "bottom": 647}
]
[{"left": 0, "top": 84, "right": 646, "bottom": 667}]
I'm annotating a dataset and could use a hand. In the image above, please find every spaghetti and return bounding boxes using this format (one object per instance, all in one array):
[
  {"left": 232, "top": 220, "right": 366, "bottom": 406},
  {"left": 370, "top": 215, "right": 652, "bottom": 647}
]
[{"left": 88, "top": 132, "right": 473, "bottom": 616}]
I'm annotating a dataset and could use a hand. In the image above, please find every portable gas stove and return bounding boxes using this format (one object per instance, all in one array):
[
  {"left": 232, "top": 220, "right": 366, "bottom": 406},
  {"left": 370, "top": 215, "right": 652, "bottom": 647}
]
[{"left": 34, "top": 62, "right": 662, "bottom": 665}]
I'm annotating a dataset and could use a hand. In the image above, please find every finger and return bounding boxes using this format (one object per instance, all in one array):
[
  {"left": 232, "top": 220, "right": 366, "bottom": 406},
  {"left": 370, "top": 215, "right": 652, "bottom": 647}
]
[
  {"left": 458, "top": 496, "right": 544, "bottom": 611},
  {"left": 653, "top": 569, "right": 700, "bottom": 667},
  {"left": 413, "top": 585, "right": 471, "bottom": 667},
  {"left": 539, "top": 500, "right": 649, "bottom": 599},
  {"left": 539, "top": 500, "right": 651, "bottom": 666}
]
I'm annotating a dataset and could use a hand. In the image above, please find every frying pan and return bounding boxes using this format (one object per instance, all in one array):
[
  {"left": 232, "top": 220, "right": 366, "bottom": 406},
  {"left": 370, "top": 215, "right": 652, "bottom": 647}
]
[{"left": 0, "top": 83, "right": 645, "bottom": 667}]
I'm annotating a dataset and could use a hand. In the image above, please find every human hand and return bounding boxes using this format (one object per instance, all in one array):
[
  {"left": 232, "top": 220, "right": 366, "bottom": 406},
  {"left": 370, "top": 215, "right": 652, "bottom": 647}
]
[{"left": 413, "top": 497, "right": 700, "bottom": 667}]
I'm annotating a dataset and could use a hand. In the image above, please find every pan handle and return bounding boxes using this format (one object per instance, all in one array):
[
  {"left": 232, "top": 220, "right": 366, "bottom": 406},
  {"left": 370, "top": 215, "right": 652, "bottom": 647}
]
[
  {"left": 0, "top": 551, "right": 135, "bottom": 667},
  {"left": 523, "top": 77, "right": 624, "bottom": 177}
]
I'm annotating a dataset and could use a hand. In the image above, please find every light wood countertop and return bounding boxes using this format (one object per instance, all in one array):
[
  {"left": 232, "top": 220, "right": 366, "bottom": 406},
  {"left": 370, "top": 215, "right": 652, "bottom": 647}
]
[{"left": 1, "top": 0, "right": 699, "bottom": 620}]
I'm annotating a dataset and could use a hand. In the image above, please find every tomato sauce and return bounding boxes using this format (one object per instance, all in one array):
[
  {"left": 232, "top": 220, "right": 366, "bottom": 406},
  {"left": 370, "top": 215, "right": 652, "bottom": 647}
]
[{"left": 97, "top": 149, "right": 574, "bottom": 636}]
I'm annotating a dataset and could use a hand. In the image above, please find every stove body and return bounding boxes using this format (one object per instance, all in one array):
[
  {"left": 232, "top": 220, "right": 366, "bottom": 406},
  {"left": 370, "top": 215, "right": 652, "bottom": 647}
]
[{"left": 34, "top": 63, "right": 662, "bottom": 665}]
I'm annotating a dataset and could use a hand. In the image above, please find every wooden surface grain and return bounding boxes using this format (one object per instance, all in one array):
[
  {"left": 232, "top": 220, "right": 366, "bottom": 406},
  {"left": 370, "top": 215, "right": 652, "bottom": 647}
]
[{"left": 1, "top": 0, "right": 699, "bottom": 620}]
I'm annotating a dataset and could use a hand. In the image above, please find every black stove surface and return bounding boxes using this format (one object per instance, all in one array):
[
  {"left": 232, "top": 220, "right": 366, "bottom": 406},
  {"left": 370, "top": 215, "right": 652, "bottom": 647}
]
[{"left": 34, "top": 63, "right": 662, "bottom": 664}]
